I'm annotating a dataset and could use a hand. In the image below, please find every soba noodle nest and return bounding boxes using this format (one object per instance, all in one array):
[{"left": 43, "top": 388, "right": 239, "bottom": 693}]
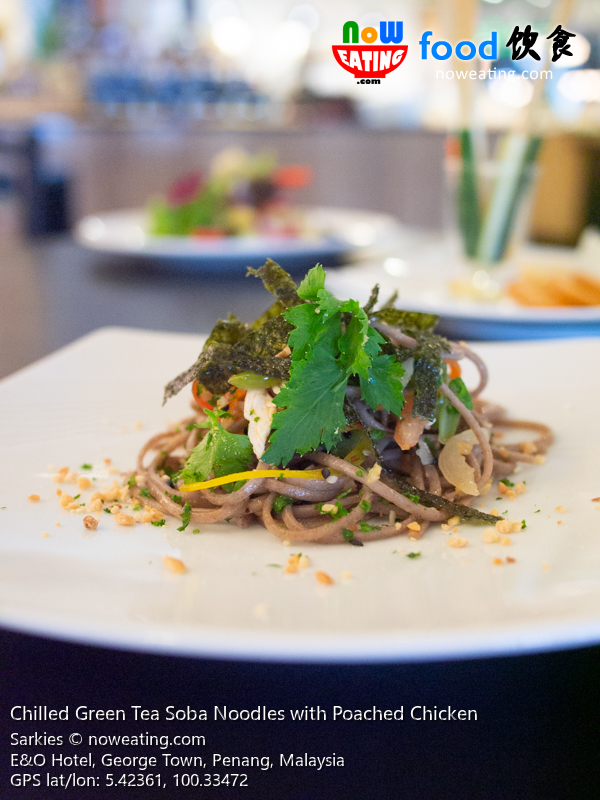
[{"left": 134, "top": 342, "right": 552, "bottom": 544}]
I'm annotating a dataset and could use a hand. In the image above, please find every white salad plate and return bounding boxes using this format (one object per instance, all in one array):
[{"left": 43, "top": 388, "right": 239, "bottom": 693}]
[
  {"left": 327, "top": 247, "right": 600, "bottom": 340},
  {"left": 1, "top": 328, "right": 600, "bottom": 663},
  {"left": 74, "top": 207, "right": 403, "bottom": 269}
]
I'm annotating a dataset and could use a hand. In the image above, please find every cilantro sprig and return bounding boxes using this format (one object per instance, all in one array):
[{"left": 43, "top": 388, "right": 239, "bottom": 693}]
[
  {"left": 180, "top": 408, "right": 253, "bottom": 491},
  {"left": 263, "top": 265, "right": 405, "bottom": 466}
]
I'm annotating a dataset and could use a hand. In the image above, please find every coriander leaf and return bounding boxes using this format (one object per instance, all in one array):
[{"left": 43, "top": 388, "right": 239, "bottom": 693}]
[
  {"left": 140, "top": 487, "right": 152, "bottom": 498},
  {"left": 500, "top": 478, "right": 515, "bottom": 487},
  {"left": 180, "top": 409, "right": 253, "bottom": 484},
  {"left": 359, "top": 499, "right": 371, "bottom": 513},
  {"left": 360, "top": 352, "right": 405, "bottom": 417},
  {"left": 342, "top": 528, "right": 354, "bottom": 542},
  {"left": 127, "top": 474, "right": 136, "bottom": 488},
  {"left": 297, "top": 263, "right": 326, "bottom": 301},
  {"left": 263, "top": 347, "right": 347, "bottom": 466},
  {"left": 151, "top": 519, "right": 166, "bottom": 527},
  {"left": 338, "top": 305, "right": 371, "bottom": 378},
  {"left": 407, "top": 551, "right": 421, "bottom": 559},
  {"left": 81, "top": 463, "right": 92, "bottom": 470},
  {"left": 359, "top": 520, "right": 381, "bottom": 532},
  {"left": 285, "top": 303, "right": 339, "bottom": 362},
  {"left": 177, "top": 502, "right": 192, "bottom": 532},
  {"left": 272, "top": 494, "right": 295, "bottom": 514}
]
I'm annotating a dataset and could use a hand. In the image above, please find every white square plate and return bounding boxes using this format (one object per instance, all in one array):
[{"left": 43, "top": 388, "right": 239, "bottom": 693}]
[{"left": 1, "top": 328, "right": 599, "bottom": 662}]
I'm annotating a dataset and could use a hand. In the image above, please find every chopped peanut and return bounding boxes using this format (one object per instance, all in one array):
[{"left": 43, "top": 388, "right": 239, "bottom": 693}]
[
  {"left": 316, "top": 570, "right": 334, "bottom": 585},
  {"left": 90, "top": 499, "right": 103, "bottom": 512},
  {"left": 496, "top": 519, "right": 522, "bottom": 534},
  {"left": 41, "top": 531, "right": 49, "bottom": 538},
  {"left": 341, "top": 571, "right": 353, "bottom": 580},
  {"left": 533, "top": 455, "right": 546, "bottom": 465},
  {"left": 441, "top": 523, "right": 450, "bottom": 531},
  {"left": 77, "top": 477, "right": 92, "bottom": 490},
  {"left": 90, "top": 491, "right": 102, "bottom": 503},
  {"left": 447, "top": 516, "right": 460, "bottom": 527},
  {"left": 28, "top": 494, "right": 40, "bottom": 502},
  {"left": 515, "top": 482, "right": 526, "bottom": 495},
  {"left": 59, "top": 494, "right": 74, "bottom": 508},
  {"left": 83, "top": 515, "right": 99, "bottom": 530},
  {"left": 500, "top": 536, "right": 512, "bottom": 546},
  {"left": 115, "top": 513, "right": 135, "bottom": 526},
  {"left": 482, "top": 528, "right": 501, "bottom": 544},
  {"left": 492, "top": 557, "right": 503, "bottom": 565},
  {"left": 365, "top": 463, "right": 382, "bottom": 484},
  {"left": 448, "top": 536, "right": 468, "bottom": 548},
  {"left": 555, "top": 505, "right": 566, "bottom": 513},
  {"left": 407, "top": 521, "right": 421, "bottom": 532},
  {"left": 285, "top": 553, "right": 300, "bottom": 574},
  {"left": 506, "top": 556, "right": 516, "bottom": 564},
  {"left": 52, "top": 466, "right": 69, "bottom": 483},
  {"left": 163, "top": 555, "right": 186, "bottom": 574},
  {"left": 320, "top": 503, "right": 336, "bottom": 514},
  {"left": 497, "top": 482, "right": 508, "bottom": 495},
  {"left": 110, "top": 505, "right": 121, "bottom": 515},
  {"left": 521, "top": 441, "right": 537, "bottom": 455},
  {"left": 298, "top": 555, "right": 310, "bottom": 570}
]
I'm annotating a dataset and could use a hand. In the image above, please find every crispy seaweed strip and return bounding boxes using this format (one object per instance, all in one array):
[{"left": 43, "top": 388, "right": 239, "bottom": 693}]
[
  {"left": 363, "top": 284, "right": 380, "bottom": 315},
  {"left": 163, "top": 315, "right": 248, "bottom": 404},
  {"left": 380, "top": 465, "right": 501, "bottom": 524},
  {"left": 196, "top": 347, "right": 291, "bottom": 395},
  {"left": 237, "top": 315, "right": 293, "bottom": 358},
  {"left": 381, "top": 290, "right": 398, "bottom": 309},
  {"left": 163, "top": 357, "right": 203, "bottom": 405},
  {"left": 371, "top": 308, "right": 439, "bottom": 332},
  {"left": 356, "top": 422, "right": 501, "bottom": 525},
  {"left": 247, "top": 259, "right": 302, "bottom": 308}
]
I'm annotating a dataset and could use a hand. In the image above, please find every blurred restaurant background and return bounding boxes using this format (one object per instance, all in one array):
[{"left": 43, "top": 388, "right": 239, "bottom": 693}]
[{"left": 2, "top": 0, "right": 600, "bottom": 379}]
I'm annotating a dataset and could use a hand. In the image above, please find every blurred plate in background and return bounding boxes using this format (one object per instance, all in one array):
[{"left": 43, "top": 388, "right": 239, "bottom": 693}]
[
  {"left": 327, "top": 245, "right": 600, "bottom": 341},
  {"left": 75, "top": 207, "right": 404, "bottom": 272}
]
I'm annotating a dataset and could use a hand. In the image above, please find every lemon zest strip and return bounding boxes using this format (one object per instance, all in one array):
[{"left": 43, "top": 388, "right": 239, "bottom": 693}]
[{"left": 179, "top": 469, "right": 325, "bottom": 492}]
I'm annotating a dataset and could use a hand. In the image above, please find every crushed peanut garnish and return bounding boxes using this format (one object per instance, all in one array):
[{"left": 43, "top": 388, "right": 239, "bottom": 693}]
[
  {"left": 284, "top": 554, "right": 300, "bottom": 574},
  {"left": 54, "top": 522, "right": 60, "bottom": 527},
  {"left": 557, "top": 520, "right": 562, "bottom": 525},
  {"left": 447, "top": 536, "right": 468, "bottom": 548},
  {"left": 441, "top": 523, "right": 450, "bottom": 531},
  {"left": 282, "top": 540, "right": 291, "bottom": 547},
  {"left": 447, "top": 516, "right": 460, "bottom": 527},
  {"left": 515, "top": 482, "right": 526, "bottom": 495},
  {"left": 555, "top": 505, "right": 566, "bottom": 513},
  {"left": 521, "top": 441, "right": 537, "bottom": 455},
  {"left": 115, "top": 513, "right": 135, "bottom": 526},
  {"left": 341, "top": 571, "right": 353, "bottom": 580},
  {"left": 506, "top": 556, "right": 516, "bottom": 563},
  {"left": 320, "top": 503, "right": 336, "bottom": 514},
  {"left": 500, "top": 536, "right": 512, "bottom": 546},
  {"left": 492, "top": 557, "right": 503, "bottom": 565},
  {"left": 407, "top": 521, "right": 421, "bottom": 532},
  {"left": 482, "top": 528, "right": 501, "bottom": 544},
  {"left": 77, "top": 476, "right": 92, "bottom": 490},
  {"left": 298, "top": 555, "right": 310, "bottom": 570},
  {"left": 496, "top": 519, "right": 522, "bottom": 534},
  {"left": 316, "top": 570, "right": 334, "bottom": 585},
  {"left": 365, "top": 463, "right": 382, "bottom": 484},
  {"left": 52, "top": 466, "right": 69, "bottom": 483},
  {"left": 163, "top": 555, "right": 186, "bottom": 574},
  {"left": 28, "top": 494, "right": 40, "bottom": 502},
  {"left": 533, "top": 455, "right": 546, "bottom": 465},
  {"left": 83, "top": 515, "right": 99, "bottom": 530},
  {"left": 41, "top": 531, "right": 49, "bottom": 538},
  {"left": 59, "top": 494, "right": 74, "bottom": 508}
]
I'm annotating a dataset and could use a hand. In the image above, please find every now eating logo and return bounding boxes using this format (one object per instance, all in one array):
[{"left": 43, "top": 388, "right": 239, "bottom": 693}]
[{"left": 332, "top": 20, "right": 407, "bottom": 82}]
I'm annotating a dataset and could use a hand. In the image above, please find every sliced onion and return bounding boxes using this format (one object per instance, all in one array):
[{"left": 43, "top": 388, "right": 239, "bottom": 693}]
[{"left": 438, "top": 429, "right": 479, "bottom": 496}]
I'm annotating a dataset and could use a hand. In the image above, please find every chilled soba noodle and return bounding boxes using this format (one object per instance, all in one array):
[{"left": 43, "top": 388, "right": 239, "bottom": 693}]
[{"left": 134, "top": 261, "right": 552, "bottom": 544}]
